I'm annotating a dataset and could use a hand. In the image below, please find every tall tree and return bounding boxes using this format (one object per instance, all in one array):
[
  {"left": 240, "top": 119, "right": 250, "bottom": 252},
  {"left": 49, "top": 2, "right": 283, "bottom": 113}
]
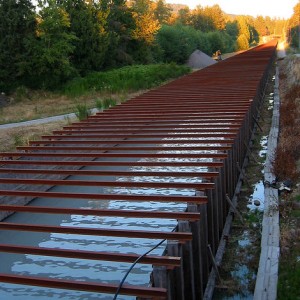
[
  {"left": 130, "top": 0, "right": 160, "bottom": 44},
  {"left": 60, "top": 0, "right": 109, "bottom": 75},
  {"left": 22, "top": 0, "right": 77, "bottom": 88},
  {"left": 190, "top": 5, "right": 215, "bottom": 32},
  {"left": 0, "top": 0, "right": 36, "bottom": 91},
  {"left": 104, "top": 0, "right": 136, "bottom": 67},
  {"left": 288, "top": 2, "right": 300, "bottom": 48},
  {"left": 153, "top": 0, "right": 172, "bottom": 24}
]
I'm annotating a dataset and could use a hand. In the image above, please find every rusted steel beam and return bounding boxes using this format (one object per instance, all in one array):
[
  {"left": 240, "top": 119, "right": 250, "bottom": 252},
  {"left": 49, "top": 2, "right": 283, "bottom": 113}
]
[
  {"left": 62, "top": 124, "right": 241, "bottom": 129},
  {"left": 0, "top": 160, "right": 224, "bottom": 168},
  {"left": 0, "top": 178, "right": 215, "bottom": 190},
  {"left": 28, "top": 139, "right": 233, "bottom": 145},
  {"left": 0, "top": 205, "right": 200, "bottom": 221},
  {"left": 0, "top": 274, "right": 167, "bottom": 298},
  {"left": 40, "top": 133, "right": 237, "bottom": 139},
  {"left": 16, "top": 145, "right": 232, "bottom": 151},
  {"left": 0, "top": 190, "right": 208, "bottom": 204},
  {"left": 0, "top": 152, "right": 228, "bottom": 159},
  {"left": 0, "top": 222, "right": 193, "bottom": 242},
  {"left": 70, "top": 119, "right": 243, "bottom": 125},
  {"left": 81, "top": 115, "right": 244, "bottom": 122},
  {"left": 0, "top": 168, "right": 219, "bottom": 178},
  {"left": 0, "top": 244, "right": 181, "bottom": 267},
  {"left": 52, "top": 128, "right": 239, "bottom": 134}
]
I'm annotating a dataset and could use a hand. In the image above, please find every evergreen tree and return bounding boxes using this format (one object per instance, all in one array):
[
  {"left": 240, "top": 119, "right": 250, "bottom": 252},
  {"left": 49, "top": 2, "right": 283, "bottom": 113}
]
[
  {"left": 61, "top": 0, "right": 109, "bottom": 75},
  {"left": 153, "top": 0, "right": 172, "bottom": 25},
  {"left": 23, "top": 0, "right": 77, "bottom": 88},
  {"left": 104, "top": 0, "right": 137, "bottom": 67},
  {"left": 0, "top": 0, "right": 36, "bottom": 91}
]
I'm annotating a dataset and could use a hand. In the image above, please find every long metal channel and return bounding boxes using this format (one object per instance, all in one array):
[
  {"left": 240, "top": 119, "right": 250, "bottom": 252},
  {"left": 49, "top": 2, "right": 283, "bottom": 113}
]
[
  {"left": 0, "top": 178, "right": 215, "bottom": 190},
  {"left": 0, "top": 244, "right": 181, "bottom": 268},
  {"left": 0, "top": 168, "right": 220, "bottom": 178},
  {"left": 0, "top": 222, "right": 192, "bottom": 242},
  {"left": 0, "top": 41, "right": 278, "bottom": 298},
  {"left": 0, "top": 190, "right": 208, "bottom": 204},
  {"left": 0, "top": 274, "right": 167, "bottom": 298},
  {"left": 0, "top": 205, "right": 200, "bottom": 221}
]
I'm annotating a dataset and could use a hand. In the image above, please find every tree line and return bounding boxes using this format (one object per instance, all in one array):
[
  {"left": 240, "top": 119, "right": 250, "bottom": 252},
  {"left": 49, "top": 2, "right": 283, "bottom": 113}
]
[{"left": 0, "top": 0, "right": 286, "bottom": 92}]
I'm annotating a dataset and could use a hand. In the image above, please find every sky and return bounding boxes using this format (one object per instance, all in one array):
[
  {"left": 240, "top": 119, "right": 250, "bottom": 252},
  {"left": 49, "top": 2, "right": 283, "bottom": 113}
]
[{"left": 165, "top": 0, "right": 299, "bottom": 19}]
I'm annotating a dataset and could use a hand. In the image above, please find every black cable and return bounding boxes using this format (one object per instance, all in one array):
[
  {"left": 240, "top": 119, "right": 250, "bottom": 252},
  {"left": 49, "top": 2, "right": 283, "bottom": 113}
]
[{"left": 112, "top": 237, "right": 167, "bottom": 300}]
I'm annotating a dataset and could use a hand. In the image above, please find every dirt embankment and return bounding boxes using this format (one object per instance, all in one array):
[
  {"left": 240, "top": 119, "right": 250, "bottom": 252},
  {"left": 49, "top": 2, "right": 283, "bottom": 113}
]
[{"left": 276, "top": 54, "right": 300, "bottom": 298}]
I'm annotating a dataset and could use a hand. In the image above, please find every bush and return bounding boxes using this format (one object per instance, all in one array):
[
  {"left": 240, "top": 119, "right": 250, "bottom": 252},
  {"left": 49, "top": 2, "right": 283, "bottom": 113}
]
[{"left": 63, "top": 63, "right": 190, "bottom": 97}]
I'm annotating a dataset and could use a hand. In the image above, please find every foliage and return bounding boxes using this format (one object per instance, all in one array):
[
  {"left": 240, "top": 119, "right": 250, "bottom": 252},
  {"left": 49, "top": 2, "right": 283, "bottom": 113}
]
[
  {"left": 0, "top": 0, "right": 36, "bottom": 92},
  {"left": 153, "top": 0, "right": 172, "bottom": 24},
  {"left": 288, "top": 2, "right": 300, "bottom": 48},
  {"left": 61, "top": 0, "right": 109, "bottom": 75},
  {"left": 63, "top": 63, "right": 190, "bottom": 98},
  {"left": 22, "top": 0, "right": 78, "bottom": 89},
  {"left": 0, "top": 0, "right": 287, "bottom": 93},
  {"left": 75, "top": 103, "right": 91, "bottom": 120}
]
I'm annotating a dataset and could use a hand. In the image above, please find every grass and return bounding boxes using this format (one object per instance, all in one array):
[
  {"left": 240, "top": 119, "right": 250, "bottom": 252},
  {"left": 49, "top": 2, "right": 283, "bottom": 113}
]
[
  {"left": 63, "top": 63, "right": 190, "bottom": 98},
  {"left": 0, "top": 63, "right": 190, "bottom": 125},
  {"left": 276, "top": 55, "right": 300, "bottom": 300}
]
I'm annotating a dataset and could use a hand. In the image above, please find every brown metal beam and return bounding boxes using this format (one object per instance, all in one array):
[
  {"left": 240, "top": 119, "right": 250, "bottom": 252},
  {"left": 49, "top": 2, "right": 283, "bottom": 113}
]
[
  {"left": 0, "top": 190, "right": 207, "bottom": 204},
  {"left": 0, "top": 152, "right": 228, "bottom": 159},
  {"left": 0, "top": 168, "right": 219, "bottom": 178},
  {"left": 16, "top": 145, "right": 232, "bottom": 151},
  {"left": 0, "top": 160, "right": 224, "bottom": 168},
  {"left": 0, "top": 178, "right": 215, "bottom": 190},
  {"left": 0, "top": 222, "right": 193, "bottom": 242},
  {"left": 0, "top": 274, "right": 167, "bottom": 298},
  {"left": 0, "top": 244, "right": 180, "bottom": 267},
  {"left": 0, "top": 205, "right": 200, "bottom": 221}
]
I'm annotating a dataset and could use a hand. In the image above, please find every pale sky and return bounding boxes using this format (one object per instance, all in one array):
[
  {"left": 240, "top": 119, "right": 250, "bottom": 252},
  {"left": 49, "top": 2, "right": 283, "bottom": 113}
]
[{"left": 165, "top": 0, "right": 298, "bottom": 19}]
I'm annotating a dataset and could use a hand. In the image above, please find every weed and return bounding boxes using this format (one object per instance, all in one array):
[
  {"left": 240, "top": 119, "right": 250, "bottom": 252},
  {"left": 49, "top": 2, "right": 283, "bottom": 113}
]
[
  {"left": 102, "top": 98, "right": 116, "bottom": 109},
  {"left": 13, "top": 134, "right": 25, "bottom": 147},
  {"left": 95, "top": 98, "right": 103, "bottom": 111},
  {"left": 15, "top": 86, "right": 30, "bottom": 102},
  {"left": 75, "top": 103, "right": 91, "bottom": 121},
  {"left": 63, "top": 64, "right": 191, "bottom": 98}
]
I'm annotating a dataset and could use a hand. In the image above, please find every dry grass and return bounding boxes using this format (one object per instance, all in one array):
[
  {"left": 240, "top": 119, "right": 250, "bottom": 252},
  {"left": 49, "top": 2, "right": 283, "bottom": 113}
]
[
  {"left": 273, "top": 57, "right": 300, "bottom": 181},
  {"left": 0, "top": 90, "right": 144, "bottom": 125},
  {"left": 0, "top": 120, "right": 68, "bottom": 152},
  {"left": 0, "top": 90, "right": 146, "bottom": 152}
]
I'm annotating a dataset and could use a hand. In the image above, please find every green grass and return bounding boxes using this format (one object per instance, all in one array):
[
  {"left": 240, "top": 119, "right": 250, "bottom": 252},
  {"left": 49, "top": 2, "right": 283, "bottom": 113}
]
[
  {"left": 63, "top": 63, "right": 191, "bottom": 98},
  {"left": 277, "top": 249, "right": 300, "bottom": 300}
]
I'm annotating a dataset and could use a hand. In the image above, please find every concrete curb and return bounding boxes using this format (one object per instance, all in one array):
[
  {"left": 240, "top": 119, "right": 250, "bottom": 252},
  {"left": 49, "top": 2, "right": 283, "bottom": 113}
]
[
  {"left": 253, "top": 66, "right": 280, "bottom": 300},
  {"left": 0, "top": 108, "right": 99, "bottom": 130}
]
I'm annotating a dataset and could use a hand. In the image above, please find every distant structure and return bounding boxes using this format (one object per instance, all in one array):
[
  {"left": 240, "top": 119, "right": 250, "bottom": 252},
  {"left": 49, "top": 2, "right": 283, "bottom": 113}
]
[{"left": 187, "top": 49, "right": 217, "bottom": 69}]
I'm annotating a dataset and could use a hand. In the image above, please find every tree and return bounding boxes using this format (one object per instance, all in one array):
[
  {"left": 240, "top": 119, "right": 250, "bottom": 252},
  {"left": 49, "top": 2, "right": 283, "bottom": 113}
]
[
  {"left": 288, "top": 2, "right": 300, "bottom": 48},
  {"left": 22, "top": 0, "right": 77, "bottom": 88},
  {"left": 60, "top": 0, "right": 109, "bottom": 75},
  {"left": 153, "top": 0, "right": 172, "bottom": 24},
  {"left": 104, "top": 0, "right": 137, "bottom": 67},
  {"left": 204, "top": 4, "right": 226, "bottom": 31},
  {"left": 130, "top": 0, "right": 160, "bottom": 44},
  {"left": 0, "top": 0, "right": 36, "bottom": 91},
  {"left": 190, "top": 6, "right": 215, "bottom": 32},
  {"left": 176, "top": 7, "right": 191, "bottom": 26}
]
